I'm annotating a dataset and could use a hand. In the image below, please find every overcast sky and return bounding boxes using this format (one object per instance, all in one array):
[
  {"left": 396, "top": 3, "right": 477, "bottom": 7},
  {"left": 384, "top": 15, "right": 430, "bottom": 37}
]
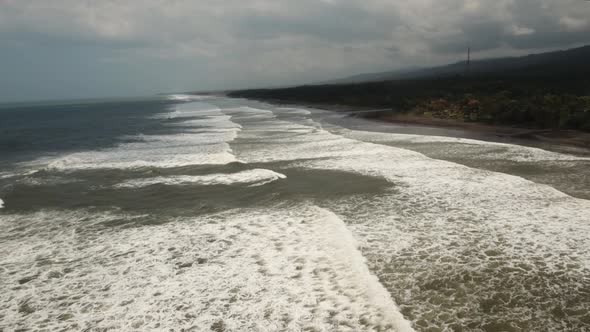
[{"left": 1, "top": 0, "right": 590, "bottom": 102}]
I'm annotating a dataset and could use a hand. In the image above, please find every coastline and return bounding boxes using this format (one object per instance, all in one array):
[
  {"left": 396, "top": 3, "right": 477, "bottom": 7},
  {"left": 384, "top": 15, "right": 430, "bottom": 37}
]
[
  {"left": 246, "top": 98, "right": 590, "bottom": 154},
  {"left": 375, "top": 113, "right": 590, "bottom": 149}
]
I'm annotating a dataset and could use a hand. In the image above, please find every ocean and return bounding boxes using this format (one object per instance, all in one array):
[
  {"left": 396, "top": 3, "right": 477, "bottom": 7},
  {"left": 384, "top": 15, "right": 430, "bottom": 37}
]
[{"left": 1, "top": 95, "right": 589, "bottom": 331}]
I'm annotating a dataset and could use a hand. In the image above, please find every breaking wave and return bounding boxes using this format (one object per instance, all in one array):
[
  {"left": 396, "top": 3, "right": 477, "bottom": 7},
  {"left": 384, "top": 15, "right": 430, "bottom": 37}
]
[
  {"left": 0, "top": 206, "right": 414, "bottom": 331},
  {"left": 43, "top": 103, "right": 240, "bottom": 170},
  {"left": 3, "top": 98, "right": 589, "bottom": 331},
  {"left": 166, "top": 94, "right": 209, "bottom": 102},
  {"left": 224, "top": 104, "right": 590, "bottom": 331},
  {"left": 115, "top": 169, "right": 286, "bottom": 188}
]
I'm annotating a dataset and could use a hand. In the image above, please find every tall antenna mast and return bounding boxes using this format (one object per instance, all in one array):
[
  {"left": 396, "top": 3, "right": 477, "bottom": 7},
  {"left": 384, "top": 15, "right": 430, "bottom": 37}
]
[{"left": 466, "top": 46, "right": 471, "bottom": 77}]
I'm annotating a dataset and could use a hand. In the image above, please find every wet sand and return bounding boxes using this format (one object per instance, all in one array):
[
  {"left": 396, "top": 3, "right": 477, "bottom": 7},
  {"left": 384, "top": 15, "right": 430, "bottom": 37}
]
[
  {"left": 377, "top": 114, "right": 590, "bottom": 149},
  {"left": 253, "top": 98, "right": 590, "bottom": 155}
]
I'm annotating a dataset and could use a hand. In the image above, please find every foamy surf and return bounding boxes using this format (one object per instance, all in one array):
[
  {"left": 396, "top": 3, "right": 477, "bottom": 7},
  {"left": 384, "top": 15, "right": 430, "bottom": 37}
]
[
  {"left": 43, "top": 103, "right": 240, "bottom": 170},
  {"left": 0, "top": 206, "right": 413, "bottom": 331},
  {"left": 341, "top": 130, "right": 590, "bottom": 162},
  {"left": 0, "top": 198, "right": 4, "bottom": 209},
  {"left": 151, "top": 102, "right": 223, "bottom": 119},
  {"left": 4, "top": 97, "right": 590, "bottom": 331},
  {"left": 0, "top": 170, "right": 38, "bottom": 180},
  {"left": 115, "top": 169, "right": 286, "bottom": 188},
  {"left": 0, "top": 172, "right": 15, "bottom": 180},
  {"left": 46, "top": 143, "right": 237, "bottom": 170},
  {"left": 224, "top": 104, "right": 590, "bottom": 330},
  {"left": 166, "top": 94, "right": 208, "bottom": 102},
  {"left": 277, "top": 107, "right": 312, "bottom": 115}
]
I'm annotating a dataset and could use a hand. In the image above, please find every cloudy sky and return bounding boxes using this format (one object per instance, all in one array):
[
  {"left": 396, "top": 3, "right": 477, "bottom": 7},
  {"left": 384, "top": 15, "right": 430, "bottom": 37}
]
[{"left": 1, "top": 0, "right": 590, "bottom": 102}]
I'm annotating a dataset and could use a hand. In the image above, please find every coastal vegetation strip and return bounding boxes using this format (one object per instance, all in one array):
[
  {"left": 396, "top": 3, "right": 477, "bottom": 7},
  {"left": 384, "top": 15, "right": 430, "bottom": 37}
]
[
  {"left": 229, "top": 76, "right": 590, "bottom": 132},
  {"left": 229, "top": 46, "right": 590, "bottom": 136}
]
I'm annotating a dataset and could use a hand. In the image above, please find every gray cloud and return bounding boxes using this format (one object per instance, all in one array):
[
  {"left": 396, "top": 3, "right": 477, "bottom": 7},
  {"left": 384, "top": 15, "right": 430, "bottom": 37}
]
[
  {"left": 1, "top": 0, "right": 590, "bottom": 102},
  {"left": 235, "top": 2, "right": 399, "bottom": 42}
]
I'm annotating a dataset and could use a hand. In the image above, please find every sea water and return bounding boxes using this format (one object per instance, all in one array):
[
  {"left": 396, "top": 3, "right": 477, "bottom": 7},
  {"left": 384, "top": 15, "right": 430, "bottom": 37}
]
[{"left": 1, "top": 95, "right": 589, "bottom": 331}]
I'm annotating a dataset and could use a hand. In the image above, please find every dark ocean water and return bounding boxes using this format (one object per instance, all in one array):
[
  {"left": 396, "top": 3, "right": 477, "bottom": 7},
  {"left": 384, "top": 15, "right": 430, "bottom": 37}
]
[{"left": 1, "top": 95, "right": 589, "bottom": 331}]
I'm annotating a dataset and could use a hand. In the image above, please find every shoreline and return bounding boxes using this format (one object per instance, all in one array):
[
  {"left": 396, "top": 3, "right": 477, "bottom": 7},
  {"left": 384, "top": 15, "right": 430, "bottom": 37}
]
[
  {"left": 249, "top": 98, "right": 590, "bottom": 155},
  {"left": 376, "top": 114, "right": 590, "bottom": 149}
]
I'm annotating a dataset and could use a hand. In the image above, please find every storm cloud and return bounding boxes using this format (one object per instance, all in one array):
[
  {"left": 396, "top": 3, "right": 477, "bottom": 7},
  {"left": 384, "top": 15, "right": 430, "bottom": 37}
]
[{"left": 1, "top": 0, "right": 589, "bottom": 101}]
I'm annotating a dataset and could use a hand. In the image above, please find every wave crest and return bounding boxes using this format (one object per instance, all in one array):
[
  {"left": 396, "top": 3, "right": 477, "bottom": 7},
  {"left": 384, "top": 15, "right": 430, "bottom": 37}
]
[{"left": 114, "top": 169, "right": 286, "bottom": 189}]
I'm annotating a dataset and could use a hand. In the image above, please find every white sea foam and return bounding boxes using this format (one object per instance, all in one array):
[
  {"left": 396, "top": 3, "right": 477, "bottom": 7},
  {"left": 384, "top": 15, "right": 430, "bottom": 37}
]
[
  {"left": 277, "top": 107, "right": 312, "bottom": 115},
  {"left": 152, "top": 102, "right": 222, "bottom": 119},
  {"left": 222, "top": 106, "right": 277, "bottom": 121},
  {"left": 5, "top": 102, "right": 589, "bottom": 330},
  {"left": 115, "top": 169, "right": 286, "bottom": 189},
  {"left": 0, "top": 172, "right": 14, "bottom": 179},
  {"left": 166, "top": 94, "right": 208, "bottom": 102},
  {"left": 47, "top": 143, "right": 237, "bottom": 170},
  {"left": 225, "top": 105, "right": 590, "bottom": 330},
  {"left": 0, "top": 206, "right": 414, "bottom": 331},
  {"left": 0, "top": 199, "right": 4, "bottom": 209},
  {"left": 45, "top": 104, "right": 240, "bottom": 170},
  {"left": 341, "top": 130, "right": 590, "bottom": 162},
  {"left": 0, "top": 170, "right": 38, "bottom": 180}
]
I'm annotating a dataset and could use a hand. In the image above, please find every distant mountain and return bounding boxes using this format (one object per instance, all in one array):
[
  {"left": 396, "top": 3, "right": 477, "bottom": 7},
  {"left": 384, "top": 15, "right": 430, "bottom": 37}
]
[
  {"left": 322, "top": 45, "right": 590, "bottom": 84},
  {"left": 320, "top": 67, "right": 422, "bottom": 85}
]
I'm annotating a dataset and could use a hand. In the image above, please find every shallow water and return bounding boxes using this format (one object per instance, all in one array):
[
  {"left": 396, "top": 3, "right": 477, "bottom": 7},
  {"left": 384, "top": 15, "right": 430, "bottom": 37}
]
[{"left": 0, "top": 95, "right": 589, "bottom": 331}]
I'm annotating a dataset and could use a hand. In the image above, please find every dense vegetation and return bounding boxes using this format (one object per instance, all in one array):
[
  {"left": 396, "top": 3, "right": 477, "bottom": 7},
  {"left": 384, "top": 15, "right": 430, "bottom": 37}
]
[{"left": 230, "top": 46, "right": 590, "bottom": 131}]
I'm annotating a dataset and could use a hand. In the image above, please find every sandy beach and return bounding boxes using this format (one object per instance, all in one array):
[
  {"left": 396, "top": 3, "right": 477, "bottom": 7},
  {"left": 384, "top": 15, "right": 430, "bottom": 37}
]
[{"left": 258, "top": 99, "right": 590, "bottom": 153}]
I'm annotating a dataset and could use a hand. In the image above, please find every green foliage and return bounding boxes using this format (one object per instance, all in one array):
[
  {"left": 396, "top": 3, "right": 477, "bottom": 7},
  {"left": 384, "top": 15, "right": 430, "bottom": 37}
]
[{"left": 230, "top": 76, "right": 590, "bottom": 132}]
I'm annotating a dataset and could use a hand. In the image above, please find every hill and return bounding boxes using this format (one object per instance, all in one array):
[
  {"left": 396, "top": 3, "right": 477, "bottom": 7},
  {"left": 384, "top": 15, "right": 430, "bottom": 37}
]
[
  {"left": 229, "top": 45, "right": 590, "bottom": 133},
  {"left": 321, "top": 45, "right": 590, "bottom": 84}
]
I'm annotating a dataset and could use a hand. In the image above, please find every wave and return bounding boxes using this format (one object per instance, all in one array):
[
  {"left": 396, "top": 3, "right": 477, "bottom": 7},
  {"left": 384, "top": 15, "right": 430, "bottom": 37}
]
[
  {"left": 115, "top": 169, "right": 286, "bottom": 189},
  {"left": 43, "top": 104, "right": 240, "bottom": 170},
  {"left": 221, "top": 106, "right": 277, "bottom": 122},
  {"left": 152, "top": 102, "right": 224, "bottom": 120},
  {"left": 0, "top": 198, "right": 4, "bottom": 209},
  {"left": 342, "top": 130, "right": 590, "bottom": 162},
  {"left": 0, "top": 172, "right": 14, "bottom": 180},
  {"left": 0, "top": 206, "right": 414, "bottom": 331},
  {"left": 313, "top": 207, "right": 415, "bottom": 332},
  {"left": 0, "top": 170, "right": 38, "bottom": 180},
  {"left": 165, "top": 94, "right": 208, "bottom": 102},
  {"left": 46, "top": 143, "right": 237, "bottom": 170},
  {"left": 225, "top": 103, "right": 590, "bottom": 330},
  {"left": 277, "top": 107, "right": 312, "bottom": 115}
]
